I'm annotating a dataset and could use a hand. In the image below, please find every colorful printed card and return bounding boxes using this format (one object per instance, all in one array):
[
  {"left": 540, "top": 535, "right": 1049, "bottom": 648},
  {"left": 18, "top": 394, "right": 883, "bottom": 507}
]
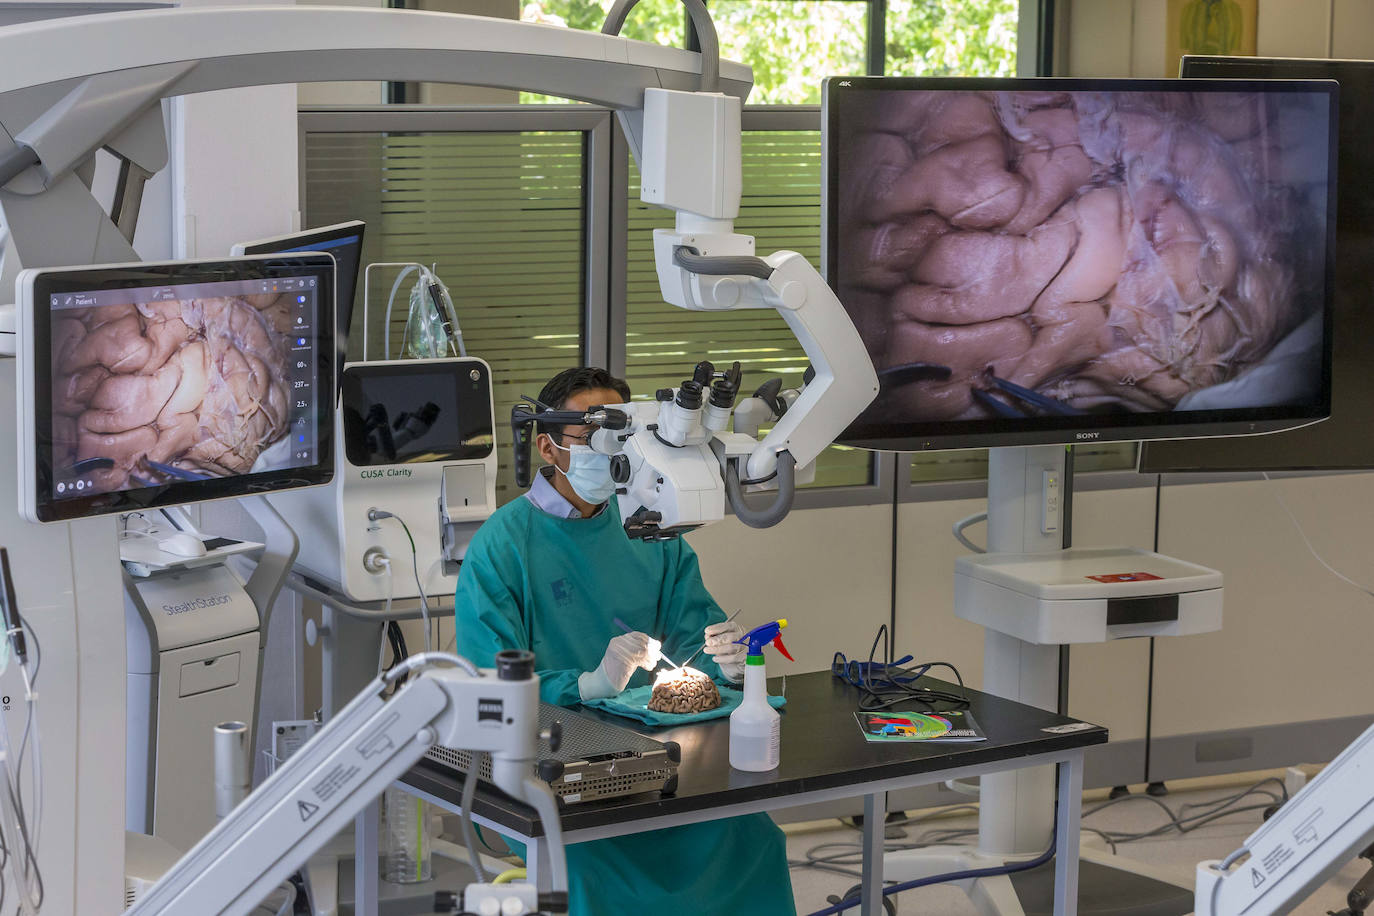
[{"left": 855, "top": 710, "right": 986, "bottom": 743}]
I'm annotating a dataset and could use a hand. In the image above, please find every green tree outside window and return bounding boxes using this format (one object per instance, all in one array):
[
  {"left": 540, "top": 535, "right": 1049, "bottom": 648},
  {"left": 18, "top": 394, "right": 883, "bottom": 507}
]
[{"left": 520, "top": 0, "right": 1017, "bottom": 103}]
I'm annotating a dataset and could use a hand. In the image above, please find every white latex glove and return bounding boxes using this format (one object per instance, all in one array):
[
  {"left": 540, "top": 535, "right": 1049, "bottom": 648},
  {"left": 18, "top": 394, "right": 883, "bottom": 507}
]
[
  {"left": 703, "top": 619, "right": 748, "bottom": 683},
  {"left": 577, "top": 631, "right": 663, "bottom": 701}
]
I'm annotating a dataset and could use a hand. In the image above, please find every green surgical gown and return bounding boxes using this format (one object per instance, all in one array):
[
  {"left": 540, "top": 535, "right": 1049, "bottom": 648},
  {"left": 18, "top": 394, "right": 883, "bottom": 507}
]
[{"left": 453, "top": 495, "right": 796, "bottom": 916}]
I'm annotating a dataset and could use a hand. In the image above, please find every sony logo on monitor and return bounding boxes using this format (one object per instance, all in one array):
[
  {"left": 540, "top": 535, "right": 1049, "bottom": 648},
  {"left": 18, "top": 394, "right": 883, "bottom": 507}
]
[{"left": 1076, "top": 433, "right": 1100, "bottom": 440}]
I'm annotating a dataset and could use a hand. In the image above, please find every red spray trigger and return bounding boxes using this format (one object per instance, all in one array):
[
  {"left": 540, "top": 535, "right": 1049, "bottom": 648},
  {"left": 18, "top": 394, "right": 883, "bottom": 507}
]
[{"left": 772, "top": 635, "right": 794, "bottom": 662}]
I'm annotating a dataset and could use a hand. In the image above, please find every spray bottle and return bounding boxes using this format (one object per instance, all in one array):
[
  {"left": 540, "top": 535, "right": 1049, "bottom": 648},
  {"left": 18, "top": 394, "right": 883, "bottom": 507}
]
[{"left": 729, "top": 619, "right": 794, "bottom": 771}]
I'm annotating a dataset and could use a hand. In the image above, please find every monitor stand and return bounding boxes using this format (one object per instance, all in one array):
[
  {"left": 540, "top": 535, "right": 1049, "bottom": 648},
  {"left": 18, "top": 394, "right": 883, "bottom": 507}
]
[{"left": 882, "top": 444, "right": 1213, "bottom": 916}]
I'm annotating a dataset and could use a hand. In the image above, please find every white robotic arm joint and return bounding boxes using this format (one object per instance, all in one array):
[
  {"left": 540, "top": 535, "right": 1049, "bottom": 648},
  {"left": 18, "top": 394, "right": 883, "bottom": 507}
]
[
  {"left": 639, "top": 88, "right": 741, "bottom": 221},
  {"left": 127, "top": 650, "right": 569, "bottom": 916},
  {"left": 1195, "top": 721, "right": 1374, "bottom": 916}
]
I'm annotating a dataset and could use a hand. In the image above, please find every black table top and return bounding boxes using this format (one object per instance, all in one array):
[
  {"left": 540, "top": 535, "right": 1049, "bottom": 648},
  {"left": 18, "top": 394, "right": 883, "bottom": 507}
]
[{"left": 404, "top": 670, "right": 1107, "bottom": 839}]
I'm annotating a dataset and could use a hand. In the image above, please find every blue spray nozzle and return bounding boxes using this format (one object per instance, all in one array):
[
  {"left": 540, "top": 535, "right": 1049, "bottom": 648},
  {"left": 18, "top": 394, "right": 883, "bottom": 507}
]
[{"left": 735, "top": 619, "right": 794, "bottom": 662}]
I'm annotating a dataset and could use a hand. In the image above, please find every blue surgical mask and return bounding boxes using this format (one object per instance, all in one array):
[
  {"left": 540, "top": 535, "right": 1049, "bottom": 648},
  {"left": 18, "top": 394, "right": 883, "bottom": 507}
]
[{"left": 551, "top": 441, "right": 616, "bottom": 505}]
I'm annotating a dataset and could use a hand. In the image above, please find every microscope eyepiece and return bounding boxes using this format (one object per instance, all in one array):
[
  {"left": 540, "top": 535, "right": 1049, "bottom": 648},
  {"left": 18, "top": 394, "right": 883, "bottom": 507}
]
[
  {"left": 710, "top": 378, "right": 737, "bottom": 409},
  {"left": 676, "top": 380, "right": 704, "bottom": 410},
  {"left": 495, "top": 649, "right": 535, "bottom": 681}
]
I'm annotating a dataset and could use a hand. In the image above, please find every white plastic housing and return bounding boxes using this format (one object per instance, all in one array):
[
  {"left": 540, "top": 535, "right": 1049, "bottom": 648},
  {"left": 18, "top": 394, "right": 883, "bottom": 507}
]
[
  {"left": 617, "top": 431, "right": 724, "bottom": 533},
  {"left": 265, "top": 358, "right": 497, "bottom": 602},
  {"left": 1196, "top": 721, "right": 1374, "bottom": 916},
  {"left": 702, "top": 400, "right": 731, "bottom": 433},
  {"left": 656, "top": 397, "right": 703, "bottom": 447},
  {"left": 640, "top": 88, "right": 741, "bottom": 220},
  {"left": 954, "top": 547, "right": 1223, "bottom": 645}
]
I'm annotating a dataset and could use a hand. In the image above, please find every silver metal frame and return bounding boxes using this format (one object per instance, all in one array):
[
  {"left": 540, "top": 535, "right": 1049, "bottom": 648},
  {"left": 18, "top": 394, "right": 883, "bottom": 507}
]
[{"left": 404, "top": 746, "right": 1090, "bottom": 916}]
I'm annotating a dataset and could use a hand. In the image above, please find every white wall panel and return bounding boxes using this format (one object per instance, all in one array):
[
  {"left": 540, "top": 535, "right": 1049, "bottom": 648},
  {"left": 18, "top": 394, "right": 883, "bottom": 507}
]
[
  {"left": 1155, "top": 474, "right": 1374, "bottom": 736},
  {"left": 1332, "top": 0, "right": 1374, "bottom": 59},
  {"left": 1257, "top": 0, "right": 1333, "bottom": 58},
  {"left": 1067, "top": 0, "right": 1136, "bottom": 76},
  {"left": 1065, "top": 0, "right": 1370, "bottom": 77},
  {"left": 1132, "top": 0, "right": 1168, "bottom": 77},
  {"left": 896, "top": 495, "right": 992, "bottom": 690},
  {"left": 687, "top": 504, "right": 893, "bottom": 677},
  {"left": 1065, "top": 484, "right": 1156, "bottom": 742}
]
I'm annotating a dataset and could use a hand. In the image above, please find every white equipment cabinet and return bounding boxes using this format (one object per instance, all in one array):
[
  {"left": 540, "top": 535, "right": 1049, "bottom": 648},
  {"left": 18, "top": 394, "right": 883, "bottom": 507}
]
[
  {"left": 125, "top": 563, "right": 261, "bottom": 852},
  {"left": 267, "top": 357, "right": 498, "bottom": 604}
]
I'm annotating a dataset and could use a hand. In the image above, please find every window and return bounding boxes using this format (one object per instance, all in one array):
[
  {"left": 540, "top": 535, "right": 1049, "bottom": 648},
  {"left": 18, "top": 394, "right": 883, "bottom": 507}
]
[
  {"left": 884, "top": 0, "right": 1018, "bottom": 77},
  {"left": 302, "top": 113, "right": 604, "bottom": 502},
  {"left": 909, "top": 442, "right": 1140, "bottom": 484},
  {"left": 712, "top": 1, "right": 869, "bottom": 103},
  {"left": 519, "top": 0, "right": 1018, "bottom": 102}
]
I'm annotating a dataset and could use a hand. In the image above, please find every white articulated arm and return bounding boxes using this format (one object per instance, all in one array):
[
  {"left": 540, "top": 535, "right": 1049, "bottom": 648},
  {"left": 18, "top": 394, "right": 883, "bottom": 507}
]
[
  {"left": 638, "top": 86, "right": 877, "bottom": 483},
  {"left": 737, "top": 250, "right": 878, "bottom": 481},
  {"left": 126, "top": 652, "right": 563, "bottom": 916},
  {"left": 1195, "top": 721, "right": 1374, "bottom": 916}
]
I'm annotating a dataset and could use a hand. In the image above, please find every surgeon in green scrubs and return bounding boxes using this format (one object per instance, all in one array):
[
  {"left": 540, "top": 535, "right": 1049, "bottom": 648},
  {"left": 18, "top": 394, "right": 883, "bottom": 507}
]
[{"left": 453, "top": 367, "right": 796, "bottom": 916}]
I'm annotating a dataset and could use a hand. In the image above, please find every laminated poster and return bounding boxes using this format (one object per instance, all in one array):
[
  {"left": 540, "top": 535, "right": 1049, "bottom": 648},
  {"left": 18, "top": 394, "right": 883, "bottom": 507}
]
[{"left": 855, "top": 710, "right": 986, "bottom": 743}]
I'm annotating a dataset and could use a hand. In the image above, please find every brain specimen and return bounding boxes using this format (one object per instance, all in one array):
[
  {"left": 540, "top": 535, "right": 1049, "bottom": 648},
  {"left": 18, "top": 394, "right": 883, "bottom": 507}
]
[
  {"left": 648, "top": 667, "right": 722, "bottom": 715},
  {"left": 52, "top": 293, "right": 296, "bottom": 494},
  {"left": 837, "top": 89, "right": 1330, "bottom": 422}
]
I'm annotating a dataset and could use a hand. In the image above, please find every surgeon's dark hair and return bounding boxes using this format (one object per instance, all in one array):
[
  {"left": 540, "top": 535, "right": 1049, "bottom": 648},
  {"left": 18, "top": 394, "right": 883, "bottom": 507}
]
[{"left": 536, "top": 367, "right": 632, "bottom": 441}]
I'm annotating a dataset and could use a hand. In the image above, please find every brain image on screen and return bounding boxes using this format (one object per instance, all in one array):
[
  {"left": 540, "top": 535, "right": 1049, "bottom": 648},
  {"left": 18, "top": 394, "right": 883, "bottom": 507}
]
[
  {"left": 837, "top": 89, "right": 1330, "bottom": 423},
  {"left": 51, "top": 294, "right": 298, "bottom": 494}
]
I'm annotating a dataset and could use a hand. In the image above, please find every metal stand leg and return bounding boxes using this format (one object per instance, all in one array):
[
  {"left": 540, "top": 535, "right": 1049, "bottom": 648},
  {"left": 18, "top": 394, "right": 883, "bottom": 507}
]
[
  {"left": 322, "top": 608, "right": 386, "bottom": 720},
  {"left": 356, "top": 798, "right": 379, "bottom": 916},
  {"left": 526, "top": 838, "right": 554, "bottom": 891},
  {"left": 861, "top": 791, "right": 886, "bottom": 916},
  {"left": 1053, "top": 755, "right": 1084, "bottom": 916}
]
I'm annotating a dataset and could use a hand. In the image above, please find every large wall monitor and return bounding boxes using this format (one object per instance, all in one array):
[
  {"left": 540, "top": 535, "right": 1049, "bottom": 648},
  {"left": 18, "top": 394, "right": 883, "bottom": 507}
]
[
  {"left": 1141, "top": 57, "right": 1374, "bottom": 473},
  {"left": 233, "top": 220, "right": 364, "bottom": 383},
  {"left": 824, "top": 77, "right": 1338, "bottom": 451},
  {"left": 17, "top": 254, "right": 336, "bottom": 522}
]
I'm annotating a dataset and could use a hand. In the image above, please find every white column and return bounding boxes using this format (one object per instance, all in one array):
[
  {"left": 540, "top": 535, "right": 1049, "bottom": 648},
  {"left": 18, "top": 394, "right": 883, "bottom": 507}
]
[
  {"left": 0, "top": 361, "right": 125, "bottom": 913},
  {"left": 977, "top": 445, "right": 1064, "bottom": 857},
  {"left": 170, "top": 0, "right": 299, "bottom": 259}
]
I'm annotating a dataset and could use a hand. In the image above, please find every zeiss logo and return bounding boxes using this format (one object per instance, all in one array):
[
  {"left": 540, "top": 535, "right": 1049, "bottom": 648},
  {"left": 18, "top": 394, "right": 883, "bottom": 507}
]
[
  {"left": 478, "top": 699, "right": 504, "bottom": 723},
  {"left": 163, "top": 594, "right": 231, "bottom": 615},
  {"left": 1076, "top": 432, "right": 1100, "bottom": 440}
]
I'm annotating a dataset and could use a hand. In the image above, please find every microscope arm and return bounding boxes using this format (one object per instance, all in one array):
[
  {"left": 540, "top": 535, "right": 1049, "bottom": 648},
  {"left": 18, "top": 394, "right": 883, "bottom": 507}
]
[
  {"left": 126, "top": 654, "right": 564, "bottom": 916},
  {"left": 1196, "top": 722, "right": 1374, "bottom": 916},
  {"left": 639, "top": 87, "right": 878, "bottom": 483}
]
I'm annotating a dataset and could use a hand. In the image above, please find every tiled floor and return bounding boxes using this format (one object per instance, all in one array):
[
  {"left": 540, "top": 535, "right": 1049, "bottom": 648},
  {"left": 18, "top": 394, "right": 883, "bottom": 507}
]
[{"left": 785, "top": 778, "right": 1368, "bottom": 915}]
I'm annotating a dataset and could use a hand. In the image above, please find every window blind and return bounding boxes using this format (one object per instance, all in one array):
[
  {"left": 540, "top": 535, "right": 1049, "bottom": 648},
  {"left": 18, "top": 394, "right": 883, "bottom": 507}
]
[{"left": 304, "top": 129, "right": 588, "bottom": 503}]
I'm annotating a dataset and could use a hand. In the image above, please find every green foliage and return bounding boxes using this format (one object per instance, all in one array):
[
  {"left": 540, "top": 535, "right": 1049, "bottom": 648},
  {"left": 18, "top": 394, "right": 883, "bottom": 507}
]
[
  {"left": 885, "top": 0, "right": 1018, "bottom": 78},
  {"left": 523, "top": 0, "right": 684, "bottom": 44},
  {"left": 713, "top": 0, "right": 867, "bottom": 103},
  {"left": 520, "top": 0, "right": 1017, "bottom": 104}
]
